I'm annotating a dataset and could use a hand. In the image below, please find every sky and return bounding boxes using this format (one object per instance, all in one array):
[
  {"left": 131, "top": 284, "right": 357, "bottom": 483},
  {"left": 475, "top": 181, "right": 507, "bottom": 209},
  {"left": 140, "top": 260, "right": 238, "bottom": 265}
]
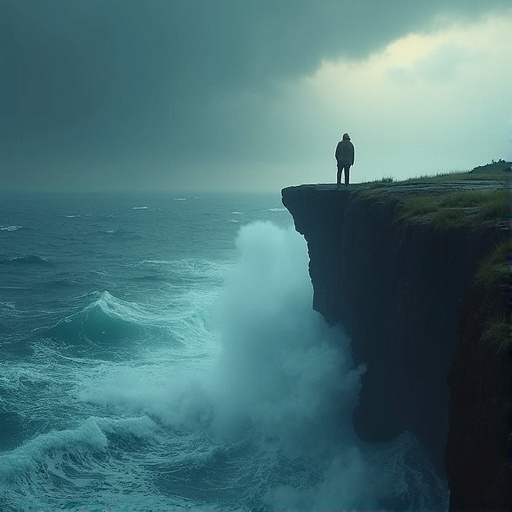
[{"left": 1, "top": 0, "right": 512, "bottom": 192}]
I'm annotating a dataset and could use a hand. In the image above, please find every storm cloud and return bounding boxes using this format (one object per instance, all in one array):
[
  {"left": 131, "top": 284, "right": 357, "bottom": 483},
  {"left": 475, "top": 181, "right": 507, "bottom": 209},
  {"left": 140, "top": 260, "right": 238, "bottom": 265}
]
[{"left": 1, "top": 0, "right": 511, "bottom": 191}]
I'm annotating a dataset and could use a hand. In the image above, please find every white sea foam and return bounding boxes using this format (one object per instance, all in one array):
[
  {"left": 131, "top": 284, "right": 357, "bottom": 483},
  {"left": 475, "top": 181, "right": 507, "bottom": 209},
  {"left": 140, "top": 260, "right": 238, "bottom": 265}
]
[
  {"left": 204, "top": 222, "right": 384, "bottom": 509},
  {"left": 140, "top": 257, "right": 229, "bottom": 279},
  {"left": 51, "top": 290, "right": 172, "bottom": 330},
  {"left": 0, "top": 213, "right": 447, "bottom": 510},
  {"left": 0, "top": 225, "right": 23, "bottom": 231},
  {"left": 0, "top": 417, "right": 108, "bottom": 479},
  {"left": 71, "top": 221, "right": 447, "bottom": 510},
  {"left": 78, "top": 222, "right": 383, "bottom": 509},
  {"left": 88, "top": 291, "right": 164, "bottom": 326}
]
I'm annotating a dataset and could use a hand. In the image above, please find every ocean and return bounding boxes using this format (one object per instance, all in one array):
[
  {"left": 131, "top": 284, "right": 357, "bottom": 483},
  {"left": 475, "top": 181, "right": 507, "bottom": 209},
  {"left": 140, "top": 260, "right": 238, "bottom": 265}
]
[{"left": 0, "top": 192, "right": 448, "bottom": 511}]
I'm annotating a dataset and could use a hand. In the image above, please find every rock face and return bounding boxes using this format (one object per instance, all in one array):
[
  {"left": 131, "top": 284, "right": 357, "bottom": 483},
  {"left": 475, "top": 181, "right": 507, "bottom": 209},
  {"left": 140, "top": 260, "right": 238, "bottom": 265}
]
[
  {"left": 282, "top": 184, "right": 511, "bottom": 509},
  {"left": 446, "top": 279, "right": 512, "bottom": 510}
]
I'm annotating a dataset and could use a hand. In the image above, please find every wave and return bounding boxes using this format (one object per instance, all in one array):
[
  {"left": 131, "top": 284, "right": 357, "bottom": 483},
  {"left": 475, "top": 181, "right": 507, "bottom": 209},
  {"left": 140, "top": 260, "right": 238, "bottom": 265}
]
[
  {"left": 0, "top": 417, "right": 109, "bottom": 480},
  {"left": 97, "top": 227, "right": 141, "bottom": 239},
  {"left": 140, "top": 257, "right": 228, "bottom": 280},
  {"left": 42, "top": 288, "right": 217, "bottom": 359},
  {"left": 130, "top": 259, "right": 228, "bottom": 296},
  {"left": 0, "top": 225, "right": 23, "bottom": 231},
  {"left": 43, "top": 277, "right": 85, "bottom": 289},
  {"left": 0, "top": 301, "right": 18, "bottom": 330},
  {"left": 73, "top": 222, "right": 447, "bottom": 510},
  {"left": 1, "top": 219, "right": 449, "bottom": 510},
  {"left": 0, "top": 416, "right": 167, "bottom": 509},
  {"left": 0, "top": 255, "right": 51, "bottom": 266},
  {"left": 0, "top": 301, "right": 17, "bottom": 312},
  {"left": 45, "top": 291, "right": 172, "bottom": 347},
  {"left": 0, "top": 410, "right": 242, "bottom": 510}
]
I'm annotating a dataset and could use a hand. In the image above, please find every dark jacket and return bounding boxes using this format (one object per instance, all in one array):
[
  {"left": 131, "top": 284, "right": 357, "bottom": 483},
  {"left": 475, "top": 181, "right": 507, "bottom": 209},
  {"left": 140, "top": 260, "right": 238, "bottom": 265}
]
[{"left": 335, "top": 139, "right": 355, "bottom": 166}]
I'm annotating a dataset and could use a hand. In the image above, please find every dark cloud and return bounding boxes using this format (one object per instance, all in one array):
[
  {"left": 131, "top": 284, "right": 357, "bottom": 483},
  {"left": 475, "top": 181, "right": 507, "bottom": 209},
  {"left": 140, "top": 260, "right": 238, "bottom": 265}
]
[{"left": 0, "top": 0, "right": 507, "bottom": 190}]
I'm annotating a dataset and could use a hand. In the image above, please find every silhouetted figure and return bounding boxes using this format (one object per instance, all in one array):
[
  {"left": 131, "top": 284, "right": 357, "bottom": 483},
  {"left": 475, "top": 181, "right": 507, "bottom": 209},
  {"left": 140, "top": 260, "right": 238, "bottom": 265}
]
[{"left": 335, "top": 133, "right": 355, "bottom": 187}]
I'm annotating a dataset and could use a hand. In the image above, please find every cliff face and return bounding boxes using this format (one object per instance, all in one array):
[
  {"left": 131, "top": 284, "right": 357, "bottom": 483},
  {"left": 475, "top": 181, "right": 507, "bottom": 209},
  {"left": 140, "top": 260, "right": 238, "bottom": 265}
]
[
  {"left": 446, "top": 279, "right": 512, "bottom": 510},
  {"left": 282, "top": 184, "right": 511, "bottom": 509}
]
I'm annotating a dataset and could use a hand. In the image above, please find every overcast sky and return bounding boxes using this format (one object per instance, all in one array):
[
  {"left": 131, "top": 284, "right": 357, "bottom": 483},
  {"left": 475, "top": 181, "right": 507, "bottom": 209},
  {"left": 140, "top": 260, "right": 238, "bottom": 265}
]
[{"left": 1, "top": 0, "right": 512, "bottom": 192}]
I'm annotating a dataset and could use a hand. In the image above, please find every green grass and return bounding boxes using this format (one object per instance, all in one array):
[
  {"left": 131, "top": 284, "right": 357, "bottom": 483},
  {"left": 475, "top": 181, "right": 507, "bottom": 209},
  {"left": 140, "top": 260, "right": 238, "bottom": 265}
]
[
  {"left": 403, "top": 161, "right": 511, "bottom": 184},
  {"left": 391, "top": 186, "right": 507, "bottom": 229},
  {"left": 362, "top": 166, "right": 511, "bottom": 350},
  {"left": 362, "top": 164, "right": 510, "bottom": 229},
  {"left": 400, "top": 196, "right": 437, "bottom": 216},
  {"left": 366, "top": 166, "right": 511, "bottom": 350},
  {"left": 366, "top": 160, "right": 511, "bottom": 186},
  {"left": 474, "top": 241, "right": 511, "bottom": 350},
  {"left": 432, "top": 208, "right": 466, "bottom": 229},
  {"left": 403, "top": 170, "right": 508, "bottom": 183},
  {"left": 403, "top": 171, "right": 468, "bottom": 183},
  {"left": 438, "top": 190, "right": 494, "bottom": 207},
  {"left": 481, "top": 318, "right": 510, "bottom": 351},
  {"left": 474, "top": 240, "right": 512, "bottom": 289},
  {"left": 475, "top": 189, "right": 509, "bottom": 221}
]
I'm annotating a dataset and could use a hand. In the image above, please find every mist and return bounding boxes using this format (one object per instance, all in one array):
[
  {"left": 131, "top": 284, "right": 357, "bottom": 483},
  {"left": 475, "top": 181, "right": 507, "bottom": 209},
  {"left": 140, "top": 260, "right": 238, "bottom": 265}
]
[
  {"left": 78, "top": 221, "right": 448, "bottom": 510},
  {"left": 211, "top": 222, "right": 361, "bottom": 447}
]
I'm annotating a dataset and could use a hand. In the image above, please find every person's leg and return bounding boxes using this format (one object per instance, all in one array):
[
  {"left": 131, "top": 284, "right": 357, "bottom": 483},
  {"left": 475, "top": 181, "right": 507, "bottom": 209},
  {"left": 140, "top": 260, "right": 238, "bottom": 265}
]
[
  {"left": 337, "top": 164, "right": 342, "bottom": 186},
  {"left": 344, "top": 165, "right": 350, "bottom": 186}
]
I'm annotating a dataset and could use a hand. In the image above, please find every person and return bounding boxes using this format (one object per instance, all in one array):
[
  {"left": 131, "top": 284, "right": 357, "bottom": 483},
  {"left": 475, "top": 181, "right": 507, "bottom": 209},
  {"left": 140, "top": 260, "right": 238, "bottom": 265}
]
[{"left": 335, "top": 133, "right": 355, "bottom": 187}]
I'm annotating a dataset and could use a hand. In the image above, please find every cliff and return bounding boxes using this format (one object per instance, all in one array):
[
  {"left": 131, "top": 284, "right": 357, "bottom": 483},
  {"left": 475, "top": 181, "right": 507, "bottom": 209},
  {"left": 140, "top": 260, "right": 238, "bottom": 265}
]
[{"left": 282, "top": 182, "right": 511, "bottom": 510}]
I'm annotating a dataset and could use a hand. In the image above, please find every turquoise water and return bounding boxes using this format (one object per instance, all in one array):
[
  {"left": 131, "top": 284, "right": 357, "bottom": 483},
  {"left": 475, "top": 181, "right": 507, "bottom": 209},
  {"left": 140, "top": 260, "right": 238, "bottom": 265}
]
[{"left": 0, "top": 192, "right": 447, "bottom": 511}]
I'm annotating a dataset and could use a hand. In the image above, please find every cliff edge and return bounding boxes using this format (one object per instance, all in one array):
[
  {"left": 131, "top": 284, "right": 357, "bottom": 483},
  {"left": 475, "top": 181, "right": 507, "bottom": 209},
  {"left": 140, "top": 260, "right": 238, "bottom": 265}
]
[{"left": 282, "top": 181, "right": 511, "bottom": 510}]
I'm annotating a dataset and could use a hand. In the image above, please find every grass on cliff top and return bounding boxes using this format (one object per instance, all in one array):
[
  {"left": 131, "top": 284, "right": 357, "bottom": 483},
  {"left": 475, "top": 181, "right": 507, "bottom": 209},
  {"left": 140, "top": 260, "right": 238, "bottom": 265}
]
[
  {"left": 474, "top": 239, "right": 512, "bottom": 289},
  {"left": 369, "top": 163, "right": 510, "bottom": 187},
  {"left": 402, "top": 160, "right": 511, "bottom": 183},
  {"left": 402, "top": 169, "right": 508, "bottom": 184},
  {"left": 364, "top": 166, "right": 510, "bottom": 230},
  {"left": 366, "top": 168, "right": 512, "bottom": 350},
  {"left": 396, "top": 188, "right": 507, "bottom": 229},
  {"left": 476, "top": 240, "right": 512, "bottom": 350}
]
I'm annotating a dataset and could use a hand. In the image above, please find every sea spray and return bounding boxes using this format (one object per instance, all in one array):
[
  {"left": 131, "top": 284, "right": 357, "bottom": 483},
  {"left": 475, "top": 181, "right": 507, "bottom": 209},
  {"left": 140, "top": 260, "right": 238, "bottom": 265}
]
[
  {"left": 0, "top": 193, "right": 448, "bottom": 510},
  {"left": 210, "top": 222, "right": 365, "bottom": 450},
  {"left": 208, "top": 221, "right": 383, "bottom": 509},
  {"left": 209, "top": 221, "right": 447, "bottom": 510}
]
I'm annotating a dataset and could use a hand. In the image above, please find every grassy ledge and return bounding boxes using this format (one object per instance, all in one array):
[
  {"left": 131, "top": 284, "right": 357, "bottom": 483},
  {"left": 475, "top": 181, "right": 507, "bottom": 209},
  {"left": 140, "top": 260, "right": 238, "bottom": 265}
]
[
  {"left": 361, "top": 164, "right": 511, "bottom": 230},
  {"left": 474, "top": 239, "right": 512, "bottom": 350},
  {"left": 474, "top": 239, "right": 512, "bottom": 290}
]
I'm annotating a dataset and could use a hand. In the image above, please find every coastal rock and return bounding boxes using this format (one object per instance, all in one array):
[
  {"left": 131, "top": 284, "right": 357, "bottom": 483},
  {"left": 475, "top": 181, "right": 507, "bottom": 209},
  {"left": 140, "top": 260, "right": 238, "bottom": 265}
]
[{"left": 282, "top": 183, "right": 511, "bottom": 509}]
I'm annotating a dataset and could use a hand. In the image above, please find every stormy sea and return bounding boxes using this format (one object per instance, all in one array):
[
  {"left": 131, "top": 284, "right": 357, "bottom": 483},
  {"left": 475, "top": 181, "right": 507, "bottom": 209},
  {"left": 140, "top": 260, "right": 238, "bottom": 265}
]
[{"left": 0, "top": 192, "right": 448, "bottom": 511}]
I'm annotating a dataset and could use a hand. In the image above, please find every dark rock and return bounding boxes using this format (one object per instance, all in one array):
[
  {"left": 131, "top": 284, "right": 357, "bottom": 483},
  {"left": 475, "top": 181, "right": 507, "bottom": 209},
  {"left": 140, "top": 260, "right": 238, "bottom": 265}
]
[
  {"left": 282, "top": 183, "right": 511, "bottom": 509},
  {"left": 446, "top": 279, "right": 512, "bottom": 511}
]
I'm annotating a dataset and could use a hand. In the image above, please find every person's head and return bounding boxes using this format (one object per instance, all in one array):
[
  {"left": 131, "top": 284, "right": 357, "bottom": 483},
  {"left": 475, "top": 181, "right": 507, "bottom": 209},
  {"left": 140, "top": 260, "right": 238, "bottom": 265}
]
[{"left": 342, "top": 133, "right": 350, "bottom": 141}]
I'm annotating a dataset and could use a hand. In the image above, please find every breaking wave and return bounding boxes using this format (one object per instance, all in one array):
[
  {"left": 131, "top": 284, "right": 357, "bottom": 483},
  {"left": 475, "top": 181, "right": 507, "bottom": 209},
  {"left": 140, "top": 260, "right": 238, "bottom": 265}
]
[{"left": 0, "top": 220, "right": 448, "bottom": 510}]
